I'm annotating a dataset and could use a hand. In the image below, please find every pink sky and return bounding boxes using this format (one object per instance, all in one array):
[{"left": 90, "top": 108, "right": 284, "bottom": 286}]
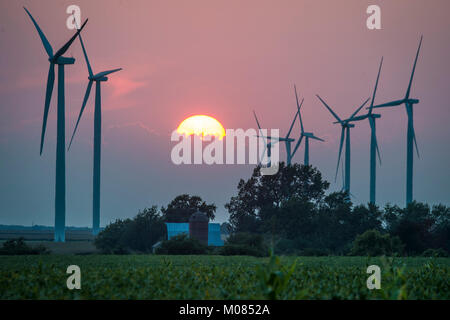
[{"left": 0, "top": 0, "right": 449, "bottom": 226}]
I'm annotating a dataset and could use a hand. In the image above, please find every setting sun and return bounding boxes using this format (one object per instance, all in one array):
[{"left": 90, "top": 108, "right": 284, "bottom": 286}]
[{"left": 177, "top": 115, "right": 226, "bottom": 140}]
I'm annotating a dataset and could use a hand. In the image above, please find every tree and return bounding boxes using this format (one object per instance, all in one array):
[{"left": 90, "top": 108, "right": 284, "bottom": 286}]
[
  {"left": 120, "top": 206, "right": 166, "bottom": 252},
  {"left": 161, "top": 194, "right": 216, "bottom": 222},
  {"left": 383, "top": 201, "right": 449, "bottom": 254},
  {"left": 220, "top": 232, "right": 269, "bottom": 257},
  {"left": 350, "top": 229, "right": 404, "bottom": 256},
  {"left": 155, "top": 234, "right": 208, "bottom": 255},
  {"left": 95, "top": 206, "right": 166, "bottom": 253},
  {"left": 225, "top": 163, "right": 329, "bottom": 233},
  {"left": 94, "top": 218, "right": 132, "bottom": 254}
]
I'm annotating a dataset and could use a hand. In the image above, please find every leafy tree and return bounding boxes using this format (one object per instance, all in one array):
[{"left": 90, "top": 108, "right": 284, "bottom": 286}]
[
  {"left": 385, "top": 202, "right": 442, "bottom": 254},
  {"left": 225, "top": 163, "right": 329, "bottom": 233},
  {"left": 161, "top": 194, "right": 216, "bottom": 222},
  {"left": 95, "top": 206, "right": 166, "bottom": 253},
  {"left": 120, "top": 206, "right": 166, "bottom": 252},
  {"left": 0, "top": 238, "right": 49, "bottom": 255},
  {"left": 430, "top": 204, "right": 450, "bottom": 252},
  {"left": 220, "top": 232, "right": 269, "bottom": 257},
  {"left": 350, "top": 230, "right": 404, "bottom": 256},
  {"left": 155, "top": 233, "right": 208, "bottom": 255},
  {"left": 220, "top": 222, "right": 232, "bottom": 235},
  {"left": 94, "top": 218, "right": 132, "bottom": 254}
]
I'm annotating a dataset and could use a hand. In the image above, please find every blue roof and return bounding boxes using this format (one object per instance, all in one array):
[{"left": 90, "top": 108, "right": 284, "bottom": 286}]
[{"left": 165, "top": 222, "right": 223, "bottom": 246}]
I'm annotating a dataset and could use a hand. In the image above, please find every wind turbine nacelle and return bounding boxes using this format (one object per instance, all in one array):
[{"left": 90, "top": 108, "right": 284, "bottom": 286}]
[
  {"left": 52, "top": 56, "right": 75, "bottom": 65},
  {"left": 347, "top": 123, "right": 355, "bottom": 128},
  {"left": 407, "top": 98, "right": 419, "bottom": 104},
  {"left": 91, "top": 76, "right": 108, "bottom": 82},
  {"left": 372, "top": 114, "right": 381, "bottom": 119}
]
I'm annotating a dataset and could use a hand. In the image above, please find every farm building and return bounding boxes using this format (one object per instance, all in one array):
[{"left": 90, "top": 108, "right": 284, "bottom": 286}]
[{"left": 165, "top": 222, "right": 224, "bottom": 246}]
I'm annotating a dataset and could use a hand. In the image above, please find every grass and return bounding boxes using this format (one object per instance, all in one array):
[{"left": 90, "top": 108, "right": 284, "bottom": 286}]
[{"left": 0, "top": 255, "right": 448, "bottom": 299}]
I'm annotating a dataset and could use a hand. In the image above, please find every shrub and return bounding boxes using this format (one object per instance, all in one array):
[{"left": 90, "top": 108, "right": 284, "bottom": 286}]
[
  {"left": 274, "top": 238, "right": 297, "bottom": 255},
  {"left": 94, "top": 218, "right": 131, "bottom": 254},
  {"left": 94, "top": 207, "right": 166, "bottom": 254},
  {"left": 0, "top": 238, "right": 49, "bottom": 255},
  {"left": 422, "top": 248, "right": 448, "bottom": 257},
  {"left": 220, "top": 232, "right": 269, "bottom": 257},
  {"left": 155, "top": 234, "right": 208, "bottom": 255},
  {"left": 350, "top": 229, "right": 404, "bottom": 256},
  {"left": 299, "top": 248, "right": 330, "bottom": 256}
]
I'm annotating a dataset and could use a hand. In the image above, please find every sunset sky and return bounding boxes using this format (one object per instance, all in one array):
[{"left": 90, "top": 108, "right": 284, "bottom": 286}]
[{"left": 0, "top": 0, "right": 449, "bottom": 227}]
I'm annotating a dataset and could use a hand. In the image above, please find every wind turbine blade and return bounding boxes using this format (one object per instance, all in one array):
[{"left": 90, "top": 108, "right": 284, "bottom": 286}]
[
  {"left": 40, "top": 63, "right": 55, "bottom": 155},
  {"left": 316, "top": 94, "right": 342, "bottom": 124},
  {"left": 53, "top": 19, "right": 88, "bottom": 59},
  {"left": 286, "top": 110, "right": 298, "bottom": 139},
  {"left": 406, "top": 36, "right": 423, "bottom": 100},
  {"left": 310, "top": 135, "right": 324, "bottom": 142},
  {"left": 412, "top": 126, "right": 420, "bottom": 159},
  {"left": 72, "top": 15, "right": 93, "bottom": 78},
  {"left": 349, "top": 98, "right": 370, "bottom": 120},
  {"left": 256, "top": 135, "right": 281, "bottom": 141},
  {"left": 294, "top": 86, "right": 305, "bottom": 133},
  {"left": 298, "top": 99, "right": 305, "bottom": 133},
  {"left": 253, "top": 110, "right": 262, "bottom": 131},
  {"left": 78, "top": 34, "right": 93, "bottom": 78},
  {"left": 372, "top": 100, "right": 403, "bottom": 108},
  {"left": 292, "top": 135, "right": 304, "bottom": 157},
  {"left": 24, "top": 7, "right": 53, "bottom": 58},
  {"left": 259, "top": 142, "right": 267, "bottom": 165},
  {"left": 335, "top": 127, "right": 345, "bottom": 182},
  {"left": 369, "top": 57, "right": 383, "bottom": 114},
  {"left": 253, "top": 110, "right": 267, "bottom": 144},
  {"left": 94, "top": 68, "right": 122, "bottom": 78},
  {"left": 253, "top": 110, "right": 268, "bottom": 163},
  {"left": 376, "top": 139, "right": 382, "bottom": 165},
  {"left": 345, "top": 114, "right": 368, "bottom": 122},
  {"left": 68, "top": 80, "right": 93, "bottom": 150},
  {"left": 370, "top": 119, "right": 382, "bottom": 165}
]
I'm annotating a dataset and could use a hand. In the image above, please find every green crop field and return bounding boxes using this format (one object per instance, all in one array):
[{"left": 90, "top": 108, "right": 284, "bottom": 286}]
[{"left": 0, "top": 255, "right": 448, "bottom": 299}]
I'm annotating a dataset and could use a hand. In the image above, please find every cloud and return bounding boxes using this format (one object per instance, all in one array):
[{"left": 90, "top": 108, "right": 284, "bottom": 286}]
[
  {"left": 109, "top": 76, "right": 147, "bottom": 98},
  {"left": 107, "top": 121, "right": 159, "bottom": 136}
]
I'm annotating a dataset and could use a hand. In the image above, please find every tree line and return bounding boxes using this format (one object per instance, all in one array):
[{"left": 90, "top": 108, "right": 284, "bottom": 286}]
[{"left": 94, "top": 163, "right": 449, "bottom": 256}]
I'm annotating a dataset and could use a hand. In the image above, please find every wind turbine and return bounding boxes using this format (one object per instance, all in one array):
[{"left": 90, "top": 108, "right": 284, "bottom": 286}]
[
  {"left": 316, "top": 95, "right": 370, "bottom": 195},
  {"left": 292, "top": 86, "right": 324, "bottom": 166},
  {"left": 373, "top": 36, "right": 423, "bottom": 206},
  {"left": 68, "top": 20, "right": 122, "bottom": 236},
  {"left": 253, "top": 89, "right": 308, "bottom": 166},
  {"left": 339, "top": 58, "right": 383, "bottom": 204},
  {"left": 24, "top": 7, "right": 88, "bottom": 242}
]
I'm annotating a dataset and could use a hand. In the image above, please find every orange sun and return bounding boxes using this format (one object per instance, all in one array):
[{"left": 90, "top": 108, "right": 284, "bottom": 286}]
[{"left": 177, "top": 115, "right": 226, "bottom": 140}]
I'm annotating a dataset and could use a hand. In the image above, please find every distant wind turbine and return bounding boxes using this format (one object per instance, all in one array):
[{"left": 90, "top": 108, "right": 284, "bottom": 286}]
[
  {"left": 253, "top": 109, "right": 299, "bottom": 166},
  {"left": 292, "top": 86, "right": 324, "bottom": 166},
  {"left": 373, "top": 36, "right": 423, "bottom": 206},
  {"left": 339, "top": 58, "right": 383, "bottom": 204},
  {"left": 68, "top": 20, "right": 122, "bottom": 236},
  {"left": 24, "top": 7, "right": 88, "bottom": 242},
  {"left": 316, "top": 95, "right": 370, "bottom": 195}
]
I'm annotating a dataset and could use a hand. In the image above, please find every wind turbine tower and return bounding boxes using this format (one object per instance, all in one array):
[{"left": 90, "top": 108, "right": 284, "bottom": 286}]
[
  {"left": 340, "top": 58, "right": 383, "bottom": 203},
  {"left": 316, "top": 95, "right": 369, "bottom": 195},
  {"left": 373, "top": 36, "right": 423, "bottom": 206},
  {"left": 292, "top": 86, "right": 324, "bottom": 166},
  {"left": 24, "top": 7, "right": 87, "bottom": 242},
  {"left": 68, "top": 21, "right": 122, "bottom": 236}
]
